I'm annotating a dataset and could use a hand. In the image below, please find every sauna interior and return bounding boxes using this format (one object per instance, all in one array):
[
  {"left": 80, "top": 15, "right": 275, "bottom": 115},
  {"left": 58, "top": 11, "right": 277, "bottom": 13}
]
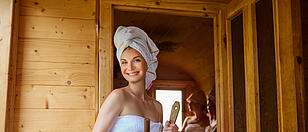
[
  {"left": 113, "top": 10, "right": 214, "bottom": 129},
  {"left": 0, "top": 0, "right": 307, "bottom": 131}
]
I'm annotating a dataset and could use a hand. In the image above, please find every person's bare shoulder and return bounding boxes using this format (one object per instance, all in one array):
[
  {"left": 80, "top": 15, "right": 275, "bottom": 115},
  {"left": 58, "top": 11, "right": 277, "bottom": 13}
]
[
  {"left": 147, "top": 96, "right": 163, "bottom": 121},
  {"left": 105, "top": 88, "right": 127, "bottom": 105},
  {"left": 150, "top": 97, "right": 163, "bottom": 111},
  {"left": 185, "top": 116, "right": 195, "bottom": 123}
]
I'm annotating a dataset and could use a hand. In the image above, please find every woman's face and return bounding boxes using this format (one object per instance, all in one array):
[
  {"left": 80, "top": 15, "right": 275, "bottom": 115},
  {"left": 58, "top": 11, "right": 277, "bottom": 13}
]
[{"left": 120, "top": 48, "right": 148, "bottom": 84}]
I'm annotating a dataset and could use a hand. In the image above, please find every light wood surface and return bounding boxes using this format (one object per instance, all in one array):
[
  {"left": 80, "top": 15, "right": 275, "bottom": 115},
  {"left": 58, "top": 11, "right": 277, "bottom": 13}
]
[
  {"left": 16, "top": 61, "right": 95, "bottom": 86},
  {"left": 19, "top": 16, "right": 96, "bottom": 41},
  {"left": 99, "top": 2, "right": 114, "bottom": 106},
  {"left": 243, "top": 4, "right": 260, "bottom": 132},
  {"left": 109, "top": 0, "right": 226, "bottom": 14},
  {"left": 0, "top": 0, "right": 15, "bottom": 131},
  {"left": 15, "top": 85, "right": 95, "bottom": 109},
  {"left": 20, "top": 0, "right": 96, "bottom": 19},
  {"left": 14, "top": 109, "right": 96, "bottom": 131},
  {"left": 18, "top": 39, "right": 95, "bottom": 64},
  {"left": 10, "top": 0, "right": 98, "bottom": 131}
]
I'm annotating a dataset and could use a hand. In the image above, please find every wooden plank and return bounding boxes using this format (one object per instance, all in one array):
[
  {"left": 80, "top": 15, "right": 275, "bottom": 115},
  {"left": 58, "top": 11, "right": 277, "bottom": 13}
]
[
  {"left": 0, "top": 0, "right": 15, "bottom": 131},
  {"left": 217, "top": 9, "right": 230, "bottom": 132},
  {"left": 109, "top": 0, "right": 226, "bottom": 15},
  {"left": 272, "top": 0, "right": 299, "bottom": 131},
  {"left": 225, "top": 17, "right": 235, "bottom": 132},
  {"left": 16, "top": 61, "right": 95, "bottom": 86},
  {"left": 20, "top": 0, "right": 96, "bottom": 19},
  {"left": 95, "top": 0, "right": 100, "bottom": 116},
  {"left": 19, "top": 16, "right": 96, "bottom": 41},
  {"left": 225, "top": 0, "right": 259, "bottom": 19},
  {"left": 14, "top": 109, "right": 96, "bottom": 131},
  {"left": 15, "top": 85, "right": 95, "bottom": 109},
  {"left": 213, "top": 15, "right": 221, "bottom": 132},
  {"left": 18, "top": 39, "right": 95, "bottom": 64},
  {"left": 99, "top": 2, "right": 113, "bottom": 106},
  {"left": 113, "top": 5, "right": 216, "bottom": 18},
  {"left": 243, "top": 4, "right": 260, "bottom": 132},
  {"left": 291, "top": 0, "right": 306, "bottom": 131},
  {"left": 7, "top": 0, "right": 20, "bottom": 131}
]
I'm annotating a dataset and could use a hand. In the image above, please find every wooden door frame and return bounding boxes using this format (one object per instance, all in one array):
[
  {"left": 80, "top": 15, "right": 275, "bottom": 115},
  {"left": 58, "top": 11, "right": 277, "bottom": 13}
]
[
  {"left": 98, "top": 0, "right": 226, "bottom": 131},
  {"left": 224, "top": 0, "right": 260, "bottom": 132},
  {"left": 224, "top": 0, "right": 305, "bottom": 132},
  {"left": 272, "top": 0, "right": 305, "bottom": 131},
  {"left": 1, "top": 0, "right": 20, "bottom": 131}
]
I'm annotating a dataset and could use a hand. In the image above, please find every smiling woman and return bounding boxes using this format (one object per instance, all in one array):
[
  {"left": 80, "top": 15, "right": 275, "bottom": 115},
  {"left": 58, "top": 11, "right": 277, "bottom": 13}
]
[
  {"left": 120, "top": 47, "right": 148, "bottom": 84},
  {"left": 92, "top": 26, "right": 179, "bottom": 132}
]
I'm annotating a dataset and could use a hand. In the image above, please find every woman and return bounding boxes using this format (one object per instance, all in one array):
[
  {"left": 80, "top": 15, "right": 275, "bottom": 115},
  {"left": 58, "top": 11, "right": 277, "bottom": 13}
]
[
  {"left": 92, "top": 26, "right": 178, "bottom": 132},
  {"left": 181, "top": 90, "right": 210, "bottom": 132}
]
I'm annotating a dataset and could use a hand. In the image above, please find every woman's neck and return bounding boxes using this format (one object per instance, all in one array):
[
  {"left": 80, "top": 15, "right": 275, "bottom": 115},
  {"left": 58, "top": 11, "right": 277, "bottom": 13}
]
[{"left": 127, "top": 80, "right": 146, "bottom": 100}]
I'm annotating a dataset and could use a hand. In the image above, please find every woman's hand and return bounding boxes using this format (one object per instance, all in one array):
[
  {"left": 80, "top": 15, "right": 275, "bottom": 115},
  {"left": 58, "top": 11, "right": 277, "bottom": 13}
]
[{"left": 163, "top": 121, "right": 179, "bottom": 132}]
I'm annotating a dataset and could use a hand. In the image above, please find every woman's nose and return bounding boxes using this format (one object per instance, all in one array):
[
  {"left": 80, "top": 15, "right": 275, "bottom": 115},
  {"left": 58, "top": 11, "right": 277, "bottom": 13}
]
[{"left": 127, "top": 62, "right": 135, "bottom": 70}]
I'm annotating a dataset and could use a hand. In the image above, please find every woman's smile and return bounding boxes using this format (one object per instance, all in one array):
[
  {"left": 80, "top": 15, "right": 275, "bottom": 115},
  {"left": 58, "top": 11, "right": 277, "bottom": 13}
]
[{"left": 127, "top": 71, "right": 140, "bottom": 76}]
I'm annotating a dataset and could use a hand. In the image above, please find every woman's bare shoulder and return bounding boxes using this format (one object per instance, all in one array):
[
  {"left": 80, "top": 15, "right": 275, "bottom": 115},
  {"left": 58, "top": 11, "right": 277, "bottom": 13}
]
[
  {"left": 148, "top": 96, "right": 162, "bottom": 109},
  {"left": 105, "top": 88, "right": 128, "bottom": 103}
]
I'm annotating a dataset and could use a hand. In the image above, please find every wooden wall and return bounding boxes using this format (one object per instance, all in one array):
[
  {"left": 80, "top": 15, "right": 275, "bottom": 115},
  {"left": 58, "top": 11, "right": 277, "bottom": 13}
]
[
  {"left": 301, "top": 0, "right": 308, "bottom": 130},
  {"left": 13, "top": 0, "right": 97, "bottom": 131},
  {"left": 0, "top": 0, "right": 15, "bottom": 131}
]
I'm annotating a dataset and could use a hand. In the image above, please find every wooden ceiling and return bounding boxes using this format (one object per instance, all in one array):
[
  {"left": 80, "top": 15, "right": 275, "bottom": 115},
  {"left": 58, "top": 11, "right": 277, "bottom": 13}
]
[
  {"left": 114, "top": 10, "right": 215, "bottom": 92},
  {"left": 193, "top": 0, "right": 231, "bottom": 3}
]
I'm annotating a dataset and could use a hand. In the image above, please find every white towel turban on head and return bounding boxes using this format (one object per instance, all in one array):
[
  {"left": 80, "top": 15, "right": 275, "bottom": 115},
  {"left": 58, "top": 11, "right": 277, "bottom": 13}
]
[{"left": 114, "top": 26, "right": 159, "bottom": 90}]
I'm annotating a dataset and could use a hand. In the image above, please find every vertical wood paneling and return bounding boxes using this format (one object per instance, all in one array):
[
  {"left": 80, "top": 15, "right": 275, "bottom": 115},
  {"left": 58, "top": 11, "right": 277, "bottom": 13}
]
[
  {"left": 272, "top": 0, "right": 300, "bottom": 131},
  {"left": 99, "top": 2, "right": 113, "bottom": 106},
  {"left": 0, "top": 0, "right": 15, "bottom": 131},
  {"left": 12, "top": 0, "right": 97, "bottom": 131},
  {"left": 243, "top": 4, "right": 260, "bottom": 132}
]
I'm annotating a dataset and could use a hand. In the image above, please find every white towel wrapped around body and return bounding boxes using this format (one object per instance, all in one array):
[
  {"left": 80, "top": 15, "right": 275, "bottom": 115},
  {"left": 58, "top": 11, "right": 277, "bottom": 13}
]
[{"left": 113, "top": 26, "right": 159, "bottom": 90}]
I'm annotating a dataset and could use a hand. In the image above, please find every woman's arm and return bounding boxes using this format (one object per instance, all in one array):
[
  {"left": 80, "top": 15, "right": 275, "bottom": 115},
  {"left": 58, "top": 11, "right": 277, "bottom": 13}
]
[{"left": 92, "top": 89, "right": 125, "bottom": 132}]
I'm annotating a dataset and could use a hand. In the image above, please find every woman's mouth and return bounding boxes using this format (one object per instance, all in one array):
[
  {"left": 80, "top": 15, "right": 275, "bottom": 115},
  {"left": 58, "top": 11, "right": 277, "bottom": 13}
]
[{"left": 127, "top": 71, "right": 139, "bottom": 76}]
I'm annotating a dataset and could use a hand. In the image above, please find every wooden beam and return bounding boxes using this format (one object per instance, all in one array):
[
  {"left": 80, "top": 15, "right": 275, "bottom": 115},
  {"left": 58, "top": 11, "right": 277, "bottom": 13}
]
[
  {"left": 99, "top": 1, "right": 114, "bottom": 107},
  {"left": 109, "top": 0, "right": 225, "bottom": 14},
  {"left": 217, "top": 9, "right": 230, "bottom": 132},
  {"left": 291, "top": 0, "right": 306, "bottom": 131},
  {"left": 7, "top": 0, "right": 20, "bottom": 131},
  {"left": 113, "top": 5, "right": 215, "bottom": 18},
  {"left": 225, "top": 0, "right": 259, "bottom": 19},
  {"left": 225, "top": 15, "right": 235, "bottom": 132},
  {"left": 243, "top": 4, "right": 260, "bottom": 132},
  {"left": 272, "top": 0, "right": 299, "bottom": 131},
  {"left": 0, "top": 0, "right": 15, "bottom": 131}
]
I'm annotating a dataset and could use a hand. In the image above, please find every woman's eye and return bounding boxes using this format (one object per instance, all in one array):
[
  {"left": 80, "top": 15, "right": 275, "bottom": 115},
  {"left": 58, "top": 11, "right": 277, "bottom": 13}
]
[
  {"left": 121, "top": 62, "right": 127, "bottom": 65},
  {"left": 135, "top": 59, "right": 141, "bottom": 62}
]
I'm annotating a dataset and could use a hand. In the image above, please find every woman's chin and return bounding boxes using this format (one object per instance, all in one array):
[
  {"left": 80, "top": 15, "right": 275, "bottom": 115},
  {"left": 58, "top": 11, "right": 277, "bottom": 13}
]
[{"left": 125, "top": 77, "right": 145, "bottom": 84}]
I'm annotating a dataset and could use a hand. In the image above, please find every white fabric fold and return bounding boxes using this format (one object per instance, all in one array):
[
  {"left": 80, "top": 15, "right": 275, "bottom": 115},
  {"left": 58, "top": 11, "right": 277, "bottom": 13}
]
[{"left": 114, "top": 26, "right": 159, "bottom": 89}]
